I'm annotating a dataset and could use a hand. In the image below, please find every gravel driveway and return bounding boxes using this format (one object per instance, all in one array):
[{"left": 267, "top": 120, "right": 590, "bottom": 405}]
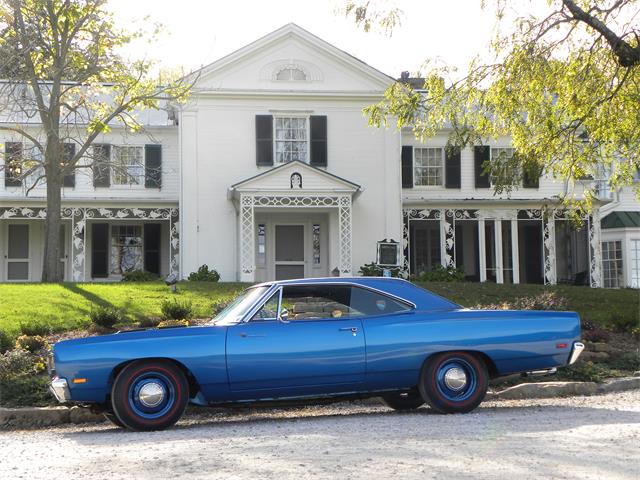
[{"left": 1, "top": 390, "right": 639, "bottom": 480}]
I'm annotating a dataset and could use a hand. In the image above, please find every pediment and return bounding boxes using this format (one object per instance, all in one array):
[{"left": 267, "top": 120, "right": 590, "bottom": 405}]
[
  {"left": 190, "top": 24, "right": 393, "bottom": 94},
  {"left": 230, "top": 161, "right": 360, "bottom": 195}
]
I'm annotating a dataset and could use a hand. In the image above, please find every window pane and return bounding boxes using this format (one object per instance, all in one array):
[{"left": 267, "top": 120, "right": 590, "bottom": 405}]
[
  {"left": 8, "top": 262, "right": 28, "bottom": 280},
  {"left": 281, "top": 285, "right": 353, "bottom": 320},
  {"left": 275, "top": 117, "right": 308, "bottom": 163},
  {"left": 414, "top": 148, "right": 443, "bottom": 186},
  {"left": 8, "top": 225, "right": 29, "bottom": 259},
  {"left": 602, "top": 240, "right": 623, "bottom": 288},
  {"left": 251, "top": 291, "right": 280, "bottom": 321},
  {"left": 349, "top": 287, "right": 411, "bottom": 316},
  {"left": 110, "top": 225, "right": 143, "bottom": 274},
  {"left": 112, "top": 146, "right": 144, "bottom": 185}
]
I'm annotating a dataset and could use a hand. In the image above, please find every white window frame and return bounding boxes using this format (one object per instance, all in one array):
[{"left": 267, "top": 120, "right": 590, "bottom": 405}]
[
  {"left": 413, "top": 147, "right": 444, "bottom": 187},
  {"left": 109, "top": 223, "right": 144, "bottom": 276},
  {"left": 111, "top": 145, "right": 145, "bottom": 187},
  {"left": 273, "top": 116, "right": 310, "bottom": 164},
  {"left": 602, "top": 240, "right": 624, "bottom": 288},
  {"left": 631, "top": 239, "right": 640, "bottom": 288}
]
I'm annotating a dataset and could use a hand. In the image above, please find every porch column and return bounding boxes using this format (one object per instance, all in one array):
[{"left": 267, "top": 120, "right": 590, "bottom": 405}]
[
  {"left": 511, "top": 218, "right": 520, "bottom": 284},
  {"left": 239, "top": 194, "right": 255, "bottom": 282},
  {"left": 169, "top": 208, "right": 180, "bottom": 277},
  {"left": 543, "top": 212, "right": 557, "bottom": 285},
  {"left": 441, "top": 210, "right": 455, "bottom": 268},
  {"left": 589, "top": 209, "right": 603, "bottom": 287},
  {"left": 71, "top": 208, "right": 86, "bottom": 281},
  {"left": 478, "top": 218, "right": 487, "bottom": 282},
  {"left": 495, "top": 219, "right": 504, "bottom": 284},
  {"left": 338, "top": 196, "right": 353, "bottom": 276}
]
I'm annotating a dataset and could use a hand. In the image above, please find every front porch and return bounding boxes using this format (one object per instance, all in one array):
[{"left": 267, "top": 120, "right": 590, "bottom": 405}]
[
  {"left": 403, "top": 206, "right": 603, "bottom": 287},
  {"left": 0, "top": 205, "right": 179, "bottom": 282}
]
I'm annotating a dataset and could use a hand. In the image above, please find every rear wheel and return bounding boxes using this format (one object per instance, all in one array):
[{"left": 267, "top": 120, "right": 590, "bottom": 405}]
[
  {"left": 381, "top": 391, "right": 424, "bottom": 411},
  {"left": 103, "top": 411, "right": 125, "bottom": 428},
  {"left": 419, "top": 352, "right": 488, "bottom": 414},
  {"left": 111, "top": 360, "right": 189, "bottom": 431}
]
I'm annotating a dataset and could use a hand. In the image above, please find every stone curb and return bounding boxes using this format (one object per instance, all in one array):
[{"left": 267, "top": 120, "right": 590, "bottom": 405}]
[{"left": 1, "top": 376, "right": 638, "bottom": 430}]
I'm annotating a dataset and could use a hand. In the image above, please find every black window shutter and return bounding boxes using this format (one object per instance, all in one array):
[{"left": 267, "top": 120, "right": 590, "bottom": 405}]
[
  {"left": 310, "top": 115, "right": 327, "bottom": 167},
  {"left": 144, "top": 223, "right": 162, "bottom": 275},
  {"left": 445, "top": 147, "right": 461, "bottom": 188},
  {"left": 62, "top": 143, "right": 76, "bottom": 188},
  {"left": 523, "top": 165, "right": 540, "bottom": 188},
  {"left": 145, "top": 144, "right": 162, "bottom": 188},
  {"left": 256, "top": 115, "right": 273, "bottom": 166},
  {"left": 474, "top": 146, "right": 491, "bottom": 188},
  {"left": 4, "top": 142, "right": 23, "bottom": 187},
  {"left": 91, "top": 223, "right": 109, "bottom": 278},
  {"left": 401, "top": 146, "right": 413, "bottom": 188},
  {"left": 93, "top": 144, "right": 111, "bottom": 187}
]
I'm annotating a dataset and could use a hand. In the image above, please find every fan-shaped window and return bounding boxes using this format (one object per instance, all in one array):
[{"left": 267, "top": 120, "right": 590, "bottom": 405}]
[{"left": 276, "top": 67, "right": 307, "bottom": 81}]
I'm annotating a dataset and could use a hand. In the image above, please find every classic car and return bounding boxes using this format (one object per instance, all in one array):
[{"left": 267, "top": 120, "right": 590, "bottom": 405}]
[{"left": 48, "top": 277, "right": 584, "bottom": 431}]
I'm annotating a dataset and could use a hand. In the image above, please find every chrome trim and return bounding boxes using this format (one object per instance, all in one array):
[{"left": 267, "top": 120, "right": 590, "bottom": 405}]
[
  {"left": 568, "top": 342, "right": 585, "bottom": 365},
  {"left": 525, "top": 368, "right": 557, "bottom": 376},
  {"left": 49, "top": 377, "right": 71, "bottom": 403},
  {"left": 241, "top": 280, "right": 417, "bottom": 323}
]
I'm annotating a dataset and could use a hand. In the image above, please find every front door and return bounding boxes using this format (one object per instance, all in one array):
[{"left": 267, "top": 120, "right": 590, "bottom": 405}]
[
  {"left": 6, "top": 224, "right": 30, "bottom": 281},
  {"left": 226, "top": 284, "right": 366, "bottom": 396},
  {"left": 275, "top": 224, "right": 305, "bottom": 280}
]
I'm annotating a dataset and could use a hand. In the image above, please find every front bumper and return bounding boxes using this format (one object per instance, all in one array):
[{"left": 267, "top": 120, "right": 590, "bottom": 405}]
[
  {"left": 568, "top": 341, "right": 585, "bottom": 365},
  {"left": 49, "top": 377, "right": 71, "bottom": 403}
]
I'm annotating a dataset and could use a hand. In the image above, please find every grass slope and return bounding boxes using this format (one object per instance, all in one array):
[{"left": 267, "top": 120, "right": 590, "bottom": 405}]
[{"left": 0, "top": 281, "right": 637, "bottom": 335}]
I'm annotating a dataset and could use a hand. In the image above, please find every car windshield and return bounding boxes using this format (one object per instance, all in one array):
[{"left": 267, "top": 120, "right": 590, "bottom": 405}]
[{"left": 209, "top": 286, "right": 271, "bottom": 325}]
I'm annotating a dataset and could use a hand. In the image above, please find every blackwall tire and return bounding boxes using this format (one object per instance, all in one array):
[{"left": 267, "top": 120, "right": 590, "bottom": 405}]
[
  {"left": 111, "top": 360, "right": 189, "bottom": 431},
  {"left": 419, "top": 352, "right": 488, "bottom": 414}
]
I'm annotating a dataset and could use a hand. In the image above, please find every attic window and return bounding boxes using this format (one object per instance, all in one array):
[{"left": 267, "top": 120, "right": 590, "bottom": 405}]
[{"left": 276, "top": 67, "right": 307, "bottom": 81}]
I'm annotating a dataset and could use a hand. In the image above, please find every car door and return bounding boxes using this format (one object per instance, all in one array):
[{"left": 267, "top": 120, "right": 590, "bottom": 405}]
[{"left": 226, "top": 284, "right": 366, "bottom": 395}]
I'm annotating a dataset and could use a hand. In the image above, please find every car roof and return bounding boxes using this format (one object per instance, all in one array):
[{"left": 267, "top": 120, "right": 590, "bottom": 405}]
[{"left": 253, "top": 277, "right": 460, "bottom": 311}]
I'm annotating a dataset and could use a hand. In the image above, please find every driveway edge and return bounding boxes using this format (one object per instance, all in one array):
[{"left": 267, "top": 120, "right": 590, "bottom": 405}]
[{"left": 2, "top": 376, "right": 639, "bottom": 430}]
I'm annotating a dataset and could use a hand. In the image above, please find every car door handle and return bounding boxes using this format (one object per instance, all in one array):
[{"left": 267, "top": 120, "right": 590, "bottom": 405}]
[
  {"left": 239, "top": 333, "right": 266, "bottom": 338},
  {"left": 339, "top": 327, "right": 358, "bottom": 335}
]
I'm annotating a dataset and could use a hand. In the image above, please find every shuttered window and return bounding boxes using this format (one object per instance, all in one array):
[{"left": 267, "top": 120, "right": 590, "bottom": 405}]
[
  {"left": 93, "top": 144, "right": 111, "bottom": 187},
  {"left": 310, "top": 115, "right": 327, "bottom": 167},
  {"left": 401, "top": 146, "right": 413, "bottom": 188},
  {"left": 256, "top": 115, "right": 274, "bottom": 166},
  {"left": 62, "top": 143, "right": 76, "bottom": 188},
  {"left": 4, "top": 142, "right": 23, "bottom": 187},
  {"left": 474, "top": 146, "right": 491, "bottom": 188},
  {"left": 445, "top": 147, "right": 461, "bottom": 188},
  {"left": 145, "top": 144, "right": 162, "bottom": 188}
]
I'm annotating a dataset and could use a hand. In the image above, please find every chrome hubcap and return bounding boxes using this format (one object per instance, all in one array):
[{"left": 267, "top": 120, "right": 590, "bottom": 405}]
[
  {"left": 138, "top": 382, "right": 165, "bottom": 408},
  {"left": 443, "top": 367, "right": 467, "bottom": 391}
]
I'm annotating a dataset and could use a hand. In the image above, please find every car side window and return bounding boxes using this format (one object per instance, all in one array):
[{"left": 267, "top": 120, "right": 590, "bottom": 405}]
[
  {"left": 349, "top": 286, "right": 412, "bottom": 316},
  {"left": 250, "top": 291, "right": 280, "bottom": 321},
  {"left": 282, "top": 285, "right": 356, "bottom": 321}
]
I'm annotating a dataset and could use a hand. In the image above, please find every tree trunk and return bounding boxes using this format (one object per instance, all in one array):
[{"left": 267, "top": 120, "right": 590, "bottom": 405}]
[{"left": 41, "top": 145, "right": 63, "bottom": 282}]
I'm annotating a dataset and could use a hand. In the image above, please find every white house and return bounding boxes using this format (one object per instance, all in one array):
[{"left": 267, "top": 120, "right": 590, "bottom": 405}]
[{"left": 0, "top": 23, "right": 638, "bottom": 287}]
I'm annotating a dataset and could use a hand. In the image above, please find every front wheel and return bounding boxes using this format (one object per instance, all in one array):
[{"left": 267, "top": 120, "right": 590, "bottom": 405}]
[
  {"left": 111, "top": 360, "right": 189, "bottom": 431},
  {"left": 419, "top": 352, "right": 488, "bottom": 414}
]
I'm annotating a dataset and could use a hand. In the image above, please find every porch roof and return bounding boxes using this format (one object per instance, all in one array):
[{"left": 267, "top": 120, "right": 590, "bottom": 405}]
[{"left": 601, "top": 211, "right": 640, "bottom": 229}]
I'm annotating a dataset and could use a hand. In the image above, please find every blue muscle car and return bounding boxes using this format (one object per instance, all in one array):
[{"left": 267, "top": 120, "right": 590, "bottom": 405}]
[{"left": 49, "top": 278, "right": 584, "bottom": 431}]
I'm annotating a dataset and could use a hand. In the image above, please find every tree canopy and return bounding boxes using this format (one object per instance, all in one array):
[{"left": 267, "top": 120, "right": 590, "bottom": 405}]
[
  {"left": 0, "top": 0, "right": 190, "bottom": 281},
  {"left": 347, "top": 0, "right": 640, "bottom": 214}
]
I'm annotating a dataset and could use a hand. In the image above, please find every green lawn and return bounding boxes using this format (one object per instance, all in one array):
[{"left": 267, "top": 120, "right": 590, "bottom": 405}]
[
  {"left": 0, "top": 282, "right": 247, "bottom": 334},
  {"left": 0, "top": 280, "right": 637, "bottom": 335}
]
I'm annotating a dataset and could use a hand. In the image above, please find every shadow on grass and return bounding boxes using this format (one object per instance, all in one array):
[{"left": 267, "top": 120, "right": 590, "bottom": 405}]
[{"left": 61, "top": 283, "right": 116, "bottom": 310}]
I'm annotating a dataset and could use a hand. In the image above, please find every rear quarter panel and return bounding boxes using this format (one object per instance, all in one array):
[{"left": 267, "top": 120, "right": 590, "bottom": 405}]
[{"left": 363, "top": 309, "right": 580, "bottom": 390}]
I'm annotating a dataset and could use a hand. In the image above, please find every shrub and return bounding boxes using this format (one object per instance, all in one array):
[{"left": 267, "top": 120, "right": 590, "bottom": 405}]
[
  {"left": 19, "top": 320, "right": 52, "bottom": 337},
  {"left": 0, "top": 329, "right": 16, "bottom": 354},
  {"left": 0, "top": 350, "right": 52, "bottom": 407},
  {"left": 358, "top": 262, "right": 402, "bottom": 277},
  {"left": 608, "top": 312, "right": 638, "bottom": 333},
  {"left": 157, "top": 319, "right": 190, "bottom": 328},
  {"left": 188, "top": 265, "right": 220, "bottom": 282},
  {"left": 560, "top": 361, "right": 610, "bottom": 383},
  {"left": 160, "top": 298, "right": 193, "bottom": 320},
  {"left": 581, "top": 319, "right": 611, "bottom": 343},
  {"left": 15, "top": 335, "right": 50, "bottom": 354},
  {"left": 477, "top": 291, "right": 569, "bottom": 311},
  {"left": 607, "top": 352, "right": 640, "bottom": 372},
  {"left": 89, "top": 306, "right": 122, "bottom": 330},
  {"left": 137, "top": 317, "right": 162, "bottom": 328},
  {"left": 121, "top": 270, "right": 160, "bottom": 282},
  {"left": 417, "top": 266, "right": 465, "bottom": 283}
]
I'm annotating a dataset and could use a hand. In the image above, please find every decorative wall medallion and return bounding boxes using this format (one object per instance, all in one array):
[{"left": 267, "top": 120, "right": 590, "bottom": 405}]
[{"left": 290, "top": 172, "right": 303, "bottom": 189}]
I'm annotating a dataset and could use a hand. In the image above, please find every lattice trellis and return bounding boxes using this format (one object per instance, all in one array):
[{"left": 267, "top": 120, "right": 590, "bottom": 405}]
[
  {"left": 0, "top": 206, "right": 179, "bottom": 281},
  {"left": 239, "top": 193, "right": 354, "bottom": 278},
  {"left": 589, "top": 210, "right": 602, "bottom": 288},
  {"left": 543, "top": 212, "right": 556, "bottom": 285}
]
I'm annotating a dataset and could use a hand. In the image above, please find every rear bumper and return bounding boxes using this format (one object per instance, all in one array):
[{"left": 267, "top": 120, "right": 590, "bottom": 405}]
[
  {"left": 568, "top": 342, "right": 585, "bottom": 365},
  {"left": 49, "top": 377, "right": 71, "bottom": 403}
]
